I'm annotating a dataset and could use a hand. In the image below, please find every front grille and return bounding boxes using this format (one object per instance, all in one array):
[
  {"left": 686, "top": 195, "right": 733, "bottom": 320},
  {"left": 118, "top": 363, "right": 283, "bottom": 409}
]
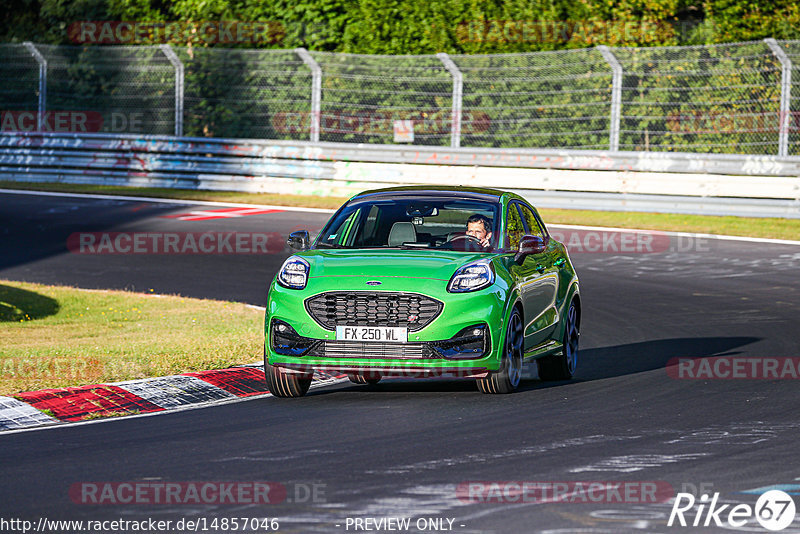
[
  {"left": 316, "top": 340, "right": 435, "bottom": 359},
  {"left": 305, "top": 291, "right": 443, "bottom": 332}
]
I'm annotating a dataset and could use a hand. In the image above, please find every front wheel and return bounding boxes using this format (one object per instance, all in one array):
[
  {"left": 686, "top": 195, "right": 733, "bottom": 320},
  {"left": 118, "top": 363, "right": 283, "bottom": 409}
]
[
  {"left": 264, "top": 351, "right": 312, "bottom": 398},
  {"left": 477, "top": 308, "right": 523, "bottom": 394},
  {"left": 537, "top": 300, "right": 579, "bottom": 381}
]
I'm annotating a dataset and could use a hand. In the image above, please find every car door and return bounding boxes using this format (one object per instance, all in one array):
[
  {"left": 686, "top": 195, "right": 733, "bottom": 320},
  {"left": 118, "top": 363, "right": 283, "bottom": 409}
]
[
  {"left": 506, "top": 201, "right": 558, "bottom": 350},
  {"left": 517, "top": 202, "right": 560, "bottom": 346}
]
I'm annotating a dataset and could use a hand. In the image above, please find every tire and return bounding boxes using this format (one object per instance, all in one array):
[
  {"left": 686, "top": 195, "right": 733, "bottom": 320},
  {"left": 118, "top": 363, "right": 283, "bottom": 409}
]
[
  {"left": 264, "top": 351, "right": 312, "bottom": 398},
  {"left": 477, "top": 308, "right": 523, "bottom": 394},
  {"left": 348, "top": 374, "right": 381, "bottom": 385},
  {"left": 537, "top": 299, "right": 579, "bottom": 381}
]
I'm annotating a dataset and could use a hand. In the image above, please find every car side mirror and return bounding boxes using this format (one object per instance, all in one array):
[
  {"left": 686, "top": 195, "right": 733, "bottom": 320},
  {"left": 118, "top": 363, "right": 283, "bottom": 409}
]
[
  {"left": 287, "top": 230, "right": 310, "bottom": 251},
  {"left": 515, "top": 235, "right": 546, "bottom": 262}
]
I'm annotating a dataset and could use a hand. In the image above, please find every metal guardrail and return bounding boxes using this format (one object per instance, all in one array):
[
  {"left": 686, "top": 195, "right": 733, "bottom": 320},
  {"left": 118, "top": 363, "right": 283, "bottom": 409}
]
[
  {"left": 0, "top": 132, "right": 798, "bottom": 218},
  {"left": 3, "top": 131, "right": 800, "bottom": 175}
]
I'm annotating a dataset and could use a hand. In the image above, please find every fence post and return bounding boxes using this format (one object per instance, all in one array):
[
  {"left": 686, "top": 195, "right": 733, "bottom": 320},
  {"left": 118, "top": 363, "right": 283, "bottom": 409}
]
[
  {"left": 22, "top": 42, "right": 47, "bottom": 132},
  {"left": 295, "top": 48, "right": 322, "bottom": 143},
  {"left": 159, "top": 45, "right": 184, "bottom": 137},
  {"left": 597, "top": 45, "right": 622, "bottom": 152},
  {"left": 437, "top": 53, "right": 463, "bottom": 148},
  {"left": 765, "top": 38, "right": 792, "bottom": 157}
]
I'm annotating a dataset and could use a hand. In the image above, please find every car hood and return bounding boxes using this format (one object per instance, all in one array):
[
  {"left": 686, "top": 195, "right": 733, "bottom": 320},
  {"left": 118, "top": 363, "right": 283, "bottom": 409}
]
[{"left": 300, "top": 249, "right": 494, "bottom": 281}]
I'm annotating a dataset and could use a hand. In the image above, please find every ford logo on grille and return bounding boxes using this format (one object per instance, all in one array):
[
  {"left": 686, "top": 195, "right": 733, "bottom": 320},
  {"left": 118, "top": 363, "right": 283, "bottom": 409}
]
[{"left": 366, "top": 280, "right": 382, "bottom": 286}]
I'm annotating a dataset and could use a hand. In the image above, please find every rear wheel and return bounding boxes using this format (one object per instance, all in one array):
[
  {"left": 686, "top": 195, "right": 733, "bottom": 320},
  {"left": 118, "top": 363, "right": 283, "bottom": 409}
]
[
  {"left": 264, "top": 350, "right": 312, "bottom": 398},
  {"left": 537, "top": 300, "right": 579, "bottom": 381},
  {"left": 477, "top": 308, "right": 523, "bottom": 394},
  {"left": 348, "top": 374, "right": 381, "bottom": 385}
]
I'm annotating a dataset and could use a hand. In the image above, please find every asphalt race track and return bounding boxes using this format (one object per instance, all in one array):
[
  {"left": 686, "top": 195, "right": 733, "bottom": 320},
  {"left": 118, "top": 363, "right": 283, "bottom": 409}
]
[
  {"left": 1, "top": 190, "right": 800, "bottom": 533},
  {"left": 0, "top": 191, "right": 333, "bottom": 304}
]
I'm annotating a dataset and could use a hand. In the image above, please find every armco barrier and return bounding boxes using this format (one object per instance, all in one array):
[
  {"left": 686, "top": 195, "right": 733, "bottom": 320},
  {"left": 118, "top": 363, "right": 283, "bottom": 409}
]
[{"left": 1, "top": 132, "right": 799, "bottom": 218}]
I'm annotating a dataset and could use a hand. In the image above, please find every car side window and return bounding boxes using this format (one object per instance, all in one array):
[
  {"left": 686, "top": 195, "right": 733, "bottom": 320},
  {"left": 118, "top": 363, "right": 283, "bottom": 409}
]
[
  {"left": 506, "top": 203, "right": 525, "bottom": 250},
  {"left": 518, "top": 204, "right": 546, "bottom": 239},
  {"left": 322, "top": 208, "right": 361, "bottom": 246}
]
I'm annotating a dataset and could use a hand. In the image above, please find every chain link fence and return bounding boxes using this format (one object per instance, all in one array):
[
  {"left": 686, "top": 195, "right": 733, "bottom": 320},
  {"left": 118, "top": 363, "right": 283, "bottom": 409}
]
[
  {"left": 37, "top": 44, "right": 176, "bottom": 135},
  {"left": 0, "top": 44, "right": 40, "bottom": 113},
  {"left": 453, "top": 49, "right": 614, "bottom": 149},
  {"left": 614, "top": 41, "right": 783, "bottom": 154},
  {"left": 1, "top": 40, "right": 798, "bottom": 156},
  {"left": 178, "top": 47, "right": 312, "bottom": 139},
  {"left": 781, "top": 40, "right": 800, "bottom": 156},
  {"left": 311, "top": 51, "right": 453, "bottom": 146}
]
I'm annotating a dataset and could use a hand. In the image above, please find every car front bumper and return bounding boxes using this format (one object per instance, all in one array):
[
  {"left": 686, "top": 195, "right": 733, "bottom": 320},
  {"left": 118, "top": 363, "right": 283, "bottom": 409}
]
[{"left": 264, "top": 275, "right": 511, "bottom": 375}]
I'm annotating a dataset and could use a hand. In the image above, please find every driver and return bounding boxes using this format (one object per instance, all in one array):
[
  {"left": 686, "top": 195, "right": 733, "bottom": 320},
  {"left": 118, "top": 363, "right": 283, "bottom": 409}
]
[{"left": 465, "top": 214, "right": 493, "bottom": 248}]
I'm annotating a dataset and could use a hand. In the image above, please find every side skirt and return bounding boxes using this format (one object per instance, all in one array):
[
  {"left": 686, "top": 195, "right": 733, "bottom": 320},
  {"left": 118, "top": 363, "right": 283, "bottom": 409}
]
[{"left": 523, "top": 340, "right": 563, "bottom": 362}]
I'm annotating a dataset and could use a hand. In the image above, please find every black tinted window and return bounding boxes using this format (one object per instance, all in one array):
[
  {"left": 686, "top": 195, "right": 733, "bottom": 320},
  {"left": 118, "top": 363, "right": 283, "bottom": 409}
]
[{"left": 316, "top": 197, "right": 499, "bottom": 251}]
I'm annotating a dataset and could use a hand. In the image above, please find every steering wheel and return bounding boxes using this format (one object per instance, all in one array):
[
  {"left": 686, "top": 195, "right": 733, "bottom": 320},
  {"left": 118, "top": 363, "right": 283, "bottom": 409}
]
[
  {"left": 444, "top": 234, "right": 486, "bottom": 250},
  {"left": 447, "top": 234, "right": 483, "bottom": 245}
]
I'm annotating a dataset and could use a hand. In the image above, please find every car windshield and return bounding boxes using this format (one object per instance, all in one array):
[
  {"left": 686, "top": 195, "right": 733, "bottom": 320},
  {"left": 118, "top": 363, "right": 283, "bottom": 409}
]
[{"left": 315, "top": 196, "right": 500, "bottom": 251}]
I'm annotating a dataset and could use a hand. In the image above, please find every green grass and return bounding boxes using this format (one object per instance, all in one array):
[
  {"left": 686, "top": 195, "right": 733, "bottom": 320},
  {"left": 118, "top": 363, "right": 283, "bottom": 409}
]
[
  {"left": 0, "top": 280, "right": 263, "bottom": 395},
  {"left": 2, "top": 180, "right": 799, "bottom": 240},
  {"left": 81, "top": 410, "right": 138, "bottom": 420}
]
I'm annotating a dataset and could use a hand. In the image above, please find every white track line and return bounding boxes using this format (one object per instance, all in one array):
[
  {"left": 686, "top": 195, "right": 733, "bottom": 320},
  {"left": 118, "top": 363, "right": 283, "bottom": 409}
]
[{"left": 5, "top": 187, "right": 799, "bottom": 246}]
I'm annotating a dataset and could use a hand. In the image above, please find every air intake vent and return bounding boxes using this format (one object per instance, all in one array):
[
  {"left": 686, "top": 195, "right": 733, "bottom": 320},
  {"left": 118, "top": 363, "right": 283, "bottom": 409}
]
[
  {"left": 304, "top": 292, "right": 443, "bottom": 332},
  {"left": 318, "top": 340, "right": 435, "bottom": 359}
]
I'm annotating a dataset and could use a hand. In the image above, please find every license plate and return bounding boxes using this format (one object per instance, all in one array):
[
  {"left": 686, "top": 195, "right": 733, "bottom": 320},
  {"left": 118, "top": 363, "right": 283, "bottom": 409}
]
[{"left": 335, "top": 326, "right": 408, "bottom": 343}]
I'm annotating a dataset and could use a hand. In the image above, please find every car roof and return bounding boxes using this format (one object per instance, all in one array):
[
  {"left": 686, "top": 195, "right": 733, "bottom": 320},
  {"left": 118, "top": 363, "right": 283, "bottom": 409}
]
[{"left": 350, "top": 185, "right": 510, "bottom": 203}]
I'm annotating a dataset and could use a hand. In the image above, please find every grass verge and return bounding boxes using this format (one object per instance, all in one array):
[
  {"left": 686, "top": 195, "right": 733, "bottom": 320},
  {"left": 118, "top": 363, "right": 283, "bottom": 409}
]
[
  {"left": 2, "top": 180, "right": 799, "bottom": 241},
  {"left": 0, "top": 280, "right": 263, "bottom": 396}
]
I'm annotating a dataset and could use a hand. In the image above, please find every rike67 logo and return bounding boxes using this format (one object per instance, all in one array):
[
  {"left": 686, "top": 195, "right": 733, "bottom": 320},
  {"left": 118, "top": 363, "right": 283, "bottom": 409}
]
[{"left": 668, "top": 490, "right": 796, "bottom": 531}]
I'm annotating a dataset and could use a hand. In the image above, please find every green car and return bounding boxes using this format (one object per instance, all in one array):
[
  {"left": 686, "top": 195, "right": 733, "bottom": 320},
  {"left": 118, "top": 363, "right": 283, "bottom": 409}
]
[{"left": 264, "top": 186, "right": 581, "bottom": 396}]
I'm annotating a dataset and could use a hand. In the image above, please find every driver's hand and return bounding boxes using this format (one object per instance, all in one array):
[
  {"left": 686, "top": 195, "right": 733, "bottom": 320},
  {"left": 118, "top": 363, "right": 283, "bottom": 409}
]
[{"left": 479, "top": 237, "right": 490, "bottom": 248}]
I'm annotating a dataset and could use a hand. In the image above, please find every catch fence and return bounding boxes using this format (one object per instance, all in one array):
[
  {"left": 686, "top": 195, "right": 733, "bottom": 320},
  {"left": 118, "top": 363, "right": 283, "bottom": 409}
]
[{"left": 1, "top": 40, "right": 798, "bottom": 155}]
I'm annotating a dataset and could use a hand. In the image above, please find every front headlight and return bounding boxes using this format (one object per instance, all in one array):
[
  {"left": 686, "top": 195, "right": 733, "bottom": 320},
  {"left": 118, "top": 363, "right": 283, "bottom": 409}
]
[
  {"left": 277, "top": 256, "right": 310, "bottom": 290},
  {"left": 447, "top": 260, "right": 495, "bottom": 293}
]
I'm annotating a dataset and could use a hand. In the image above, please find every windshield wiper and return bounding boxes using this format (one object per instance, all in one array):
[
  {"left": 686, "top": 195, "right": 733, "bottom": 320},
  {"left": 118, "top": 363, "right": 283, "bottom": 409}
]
[{"left": 397, "top": 243, "right": 431, "bottom": 249}]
